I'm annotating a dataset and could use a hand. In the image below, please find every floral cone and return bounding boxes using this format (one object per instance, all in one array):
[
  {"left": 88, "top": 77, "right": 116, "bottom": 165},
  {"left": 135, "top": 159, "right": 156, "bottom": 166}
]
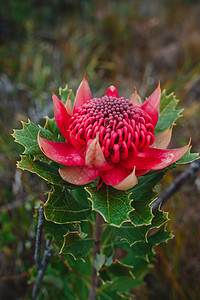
[{"left": 38, "top": 76, "right": 189, "bottom": 190}]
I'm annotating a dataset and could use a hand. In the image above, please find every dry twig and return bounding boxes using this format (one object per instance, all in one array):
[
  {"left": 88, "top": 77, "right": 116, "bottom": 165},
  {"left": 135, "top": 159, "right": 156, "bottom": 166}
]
[
  {"left": 151, "top": 159, "right": 200, "bottom": 213},
  {"left": 32, "top": 207, "right": 52, "bottom": 300}
]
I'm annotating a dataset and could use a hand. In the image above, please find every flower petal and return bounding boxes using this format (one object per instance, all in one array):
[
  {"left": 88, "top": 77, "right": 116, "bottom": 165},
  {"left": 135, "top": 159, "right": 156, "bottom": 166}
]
[
  {"left": 121, "top": 142, "right": 190, "bottom": 170},
  {"left": 38, "top": 133, "right": 84, "bottom": 166},
  {"left": 68, "top": 131, "right": 85, "bottom": 154},
  {"left": 141, "top": 82, "right": 161, "bottom": 126},
  {"left": 59, "top": 166, "right": 99, "bottom": 185},
  {"left": 73, "top": 75, "right": 92, "bottom": 113},
  {"left": 135, "top": 169, "right": 149, "bottom": 176},
  {"left": 100, "top": 165, "right": 132, "bottom": 186},
  {"left": 151, "top": 125, "right": 173, "bottom": 149},
  {"left": 112, "top": 167, "right": 138, "bottom": 190},
  {"left": 105, "top": 85, "right": 119, "bottom": 98},
  {"left": 65, "top": 92, "right": 73, "bottom": 116},
  {"left": 85, "top": 136, "right": 113, "bottom": 170},
  {"left": 130, "top": 87, "right": 142, "bottom": 106},
  {"left": 52, "top": 92, "right": 71, "bottom": 141}
]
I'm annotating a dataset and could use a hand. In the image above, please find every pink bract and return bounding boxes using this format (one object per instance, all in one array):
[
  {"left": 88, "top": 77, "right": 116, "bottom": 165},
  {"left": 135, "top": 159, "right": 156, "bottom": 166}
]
[{"left": 38, "top": 76, "right": 190, "bottom": 190}]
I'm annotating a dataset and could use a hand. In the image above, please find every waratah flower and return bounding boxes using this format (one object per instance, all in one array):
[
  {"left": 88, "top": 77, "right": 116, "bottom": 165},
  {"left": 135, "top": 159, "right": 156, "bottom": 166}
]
[{"left": 38, "top": 76, "right": 189, "bottom": 190}]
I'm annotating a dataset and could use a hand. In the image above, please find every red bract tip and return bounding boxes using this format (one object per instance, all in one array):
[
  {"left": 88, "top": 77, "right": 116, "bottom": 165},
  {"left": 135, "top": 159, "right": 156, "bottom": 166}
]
[
  {"left": 73, "top": 75, "right": 92, "bottom": 113},
  {"left": 105, "top": 85, "right": 119, "bottom": 98}
]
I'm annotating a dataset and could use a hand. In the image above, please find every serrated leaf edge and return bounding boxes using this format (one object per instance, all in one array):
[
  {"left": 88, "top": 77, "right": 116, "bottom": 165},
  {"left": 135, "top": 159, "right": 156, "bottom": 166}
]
[
  {"left": 116, "top": 201, "right": 170, "bottom": 248},
  {"left": 176, "top": 146, "right": 200, "bottom": 164},
  {"left": 16, "top": 154, "right": 54, "bottom": 183},
  {"left": 85, "top": 187, "right": 134, "bottom": 228},
  {"left": 59, "top": 231, "right": 92, "bottom": 262},
  {"left": 12, "top": 120, "right": 32, "bottom": 154},
  {"left": 155, "top": 90, "right": 183, "bottom": 133},
  {"left": 43, "top": 186, "right": 91, "bottom": 225}
]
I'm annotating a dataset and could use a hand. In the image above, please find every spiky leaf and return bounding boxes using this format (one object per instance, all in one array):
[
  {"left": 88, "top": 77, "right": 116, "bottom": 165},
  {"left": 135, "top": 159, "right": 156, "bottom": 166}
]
[
  {"left": 43, "top": 219, "right": 75, "bottom": 249},
  {"left": 60, "top": 231, "right": 93, "bottom": 260},
  {"left": 111, "top": 209, "right": 170, "bottom": 268},
  {"left": 148, "top": 224, "right": 174, "bottom": 246},
  {"left": 100, "top": 260, "right": 134, "bottom": 283},
  {"left": 86, "top": 185, "right": 133, "bottom": 227},
  {"left": 103, "top": 223, "right": 173, "bottom": 296},
  {"left": 111, "top": 224, "right": 149, "bottom": 246},
  {"left": 59, "top": 84, "right": 75, "bottom": 105},
  {"left": 44, "top": 116, "right": 65, "bottom": 140},
  {"left": 94, "top": 252, "right": 106, "bottom": 272},
  {"left": 73, "top": 187, "right": 92, "bottom": 207},
  {"left": 13, "top": 120, "right": 60, "bottom": 161},
  {"left": 129, "top": 171, "right": 166, "bottom": 226},
  {"left": 44, "top": 186, "right": 91, "bottom": 224},
  {"left": 155, "top": 90, "right": 182, "bottom": 134},
  {"left": 176, "top": 146, "right": 199, "bottom": 164},
  {"left": 17, "top": 155, "right": 77, "bottom": 188},
  {"left": 98, "top": 288, "right": 132, "bottom": 300}
]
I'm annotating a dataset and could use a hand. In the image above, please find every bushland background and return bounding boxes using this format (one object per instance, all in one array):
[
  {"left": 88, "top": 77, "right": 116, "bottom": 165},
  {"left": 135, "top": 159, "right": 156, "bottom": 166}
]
[{"left": 0, "top": 0, "right": 200, "bottom": 299}]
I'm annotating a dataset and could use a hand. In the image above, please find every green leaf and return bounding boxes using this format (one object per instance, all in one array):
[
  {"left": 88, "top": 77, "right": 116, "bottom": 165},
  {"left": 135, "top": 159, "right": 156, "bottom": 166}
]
[
  {"left": 13, "top": 120, "right": 60, "bottom": 161},
  {"left": 43, "top": 274, "right": 64, "bottom": 290},
  {"left": 125, "top": 257, "right": 151, "bottom": 284},
  {"left": 66, "top": 254, "right": 92, "bottom": 278},
  {"left": 155, "top": 90, "right": 182, "bottom": 134},
  {"left": 129, "top": 190, "right": 155, "bottom": 226},
  {"left": 98, "top": 288, "right": 132, "bottom": 300},
  {"left": 176, "top": 146, "right": 199, "bottom": 164},
  {"left": 120, "top": 213, "right": 169, "bottom": 260},
  {"left": 148, "top": 224, "right": 174, "bottom": 245},
  {"left": 86, "top": 185, "right": 133, "bottom": 227},
  {"left": 113, "top": 209, "right": 169, "bottom": 249},
  {"left": 107, "top": 252, "right": 146, "bottom": 292},
  {"left": 59, "top": 84, "right": 75, "bottom": 105},
  {"left": 128, "top": 171, "right": 166, "bottom": 226},
  {"left": 116, "top": 240, "right": 153, "bottom": 262},
  {"left": 60, "top": 231, "right": 93, "bottom": 260},
  {"left": 99, "top": 260, "right": 134, "bottom": 287},
  {"left": 113, "top": 208, "right": 170, "bottom": 261},
  {"left": 44, "top": 186, "right": 91, "bottom": 224},
  {"left": 117, "top": 293, "right": 133, "bottom": 300},
  {"left": 100, "top": 209, "right": 172, "bottom": 297},
  {"left": 103, "top": 260, "right": 134, "bottom": 278},
  {"left": 43, "top": 219, "right": 75, "bottom": 250},
  {"left": 94, "top": 252, "right": 106, "bottom": 272},
  {"left": 99, "top": 277, "right": 137, "bottom": 297},
  {"left": 111, "top": 224, "right": 149, "bottom": 246},
  {"left": 44, "top": 116, "right": 64, "bottom": 141},
  {"left": 17, "top": 155, "right": 77, "bottom": 188},
  {"left": 151, "top": 208, "right": 169, "bottom": 228},
  {"left": 43, "top": 213, "right": 92, "bottom": 262},
  {"left": 73, "top": 187, "right": 92, "bottom": 207},
  {"left": 130, "top": 171, "right": 166, "bottom": 193}
]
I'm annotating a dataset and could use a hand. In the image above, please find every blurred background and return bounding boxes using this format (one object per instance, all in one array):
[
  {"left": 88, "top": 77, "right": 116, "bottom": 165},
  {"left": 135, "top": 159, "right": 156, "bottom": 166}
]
[{"left": 0, "top": 0, "right": 200, "bottom": 299}]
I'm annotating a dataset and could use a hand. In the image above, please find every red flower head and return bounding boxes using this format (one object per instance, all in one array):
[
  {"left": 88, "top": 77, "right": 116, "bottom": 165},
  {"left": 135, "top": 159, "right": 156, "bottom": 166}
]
[{"left": 38, "top": 76, "right": 189, "bottom": 190}]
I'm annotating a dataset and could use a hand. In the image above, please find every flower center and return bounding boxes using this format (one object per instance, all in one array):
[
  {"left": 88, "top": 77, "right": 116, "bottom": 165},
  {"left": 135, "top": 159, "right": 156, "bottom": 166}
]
[{"left": 69, "top": 96, "right": 155, "bottom": 162}]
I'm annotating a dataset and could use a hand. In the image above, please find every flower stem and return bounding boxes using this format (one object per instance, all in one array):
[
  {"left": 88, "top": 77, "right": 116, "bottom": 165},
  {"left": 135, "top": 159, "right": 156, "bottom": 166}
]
[{"left": 89, "top": 212, "right": 104, "bottom": 300}]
